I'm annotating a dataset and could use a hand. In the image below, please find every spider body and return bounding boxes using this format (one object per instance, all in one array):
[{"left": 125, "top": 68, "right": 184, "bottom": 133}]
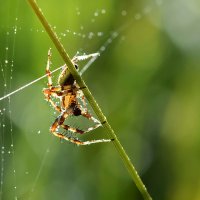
[{"left": 43, "top": 49, "right": 112, "bottom": 145}]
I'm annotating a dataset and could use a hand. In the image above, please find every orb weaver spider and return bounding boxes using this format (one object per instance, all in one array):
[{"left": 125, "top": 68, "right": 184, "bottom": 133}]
[{"left": 43, "top": 49, "right": 112, "bottom": 145}]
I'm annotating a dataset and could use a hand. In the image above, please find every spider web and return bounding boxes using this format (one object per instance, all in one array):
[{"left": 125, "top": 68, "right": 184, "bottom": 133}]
[{"left": 0, "top": 1, "right": 163, "bottom": 199}]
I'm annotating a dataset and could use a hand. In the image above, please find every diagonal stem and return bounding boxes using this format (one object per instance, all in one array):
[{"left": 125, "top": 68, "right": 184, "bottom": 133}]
[{"left": 27, "top": 1, "right": 152, "bottom": 199}]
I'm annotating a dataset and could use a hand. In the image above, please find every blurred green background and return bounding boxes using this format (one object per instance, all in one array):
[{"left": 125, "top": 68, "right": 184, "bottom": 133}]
[{"left": 1, "top": 0, "right": 200, "bottom": 199}]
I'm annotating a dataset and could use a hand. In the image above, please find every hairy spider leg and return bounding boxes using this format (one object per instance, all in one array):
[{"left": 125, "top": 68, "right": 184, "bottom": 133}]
[
  {"left": 51, "top": 131, "right": 113, "bottom": 146},
  {"left": 50, "top": 111, "right": 112, "bottom": 145},
  {"left": 77, "top": 88, "right": 101, "bottom": 126},
  {"left": 43, "top": 87, "right": 74, "bottom": 113},
  {"left": 71, "top": 93, "right": 101, "bottom": 133},
  {"left": 79, "top": 110, "right": 102, "bottom": 132},
  {"left": 43, "top": 87, "right": 63, "bottom": 112},
  {"left": 46, "top": 49, "right": 53, "bottom": 88},
  {"left": 43, "top": 49, "right": 62, "bottom": 112},
  {"left": 51, "top": 111, "right": 84, "bottom": 134},
  {"left": 77, "top": 89, "right": 87, "bottom": 108},
  {"left": 51, "top": 105, "right": 100, "bottom": 135},
  {"left": 72, "top": 52, "right": 100, "bottom": 63}
]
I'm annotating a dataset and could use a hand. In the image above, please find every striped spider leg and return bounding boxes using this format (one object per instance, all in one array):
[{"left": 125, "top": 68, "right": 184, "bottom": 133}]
[{"left": 43, "top": 49, "right": 112, "bottom": 145}]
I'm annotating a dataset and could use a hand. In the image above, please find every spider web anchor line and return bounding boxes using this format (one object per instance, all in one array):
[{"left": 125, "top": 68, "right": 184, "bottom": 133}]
[{"left": 0, "top": 66, "right": 63, "bottom": 101}]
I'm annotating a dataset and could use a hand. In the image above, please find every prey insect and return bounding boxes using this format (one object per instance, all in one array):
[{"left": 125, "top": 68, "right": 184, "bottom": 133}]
[{"left": 43, "top": 49, "right": 112, "bottom": 145}]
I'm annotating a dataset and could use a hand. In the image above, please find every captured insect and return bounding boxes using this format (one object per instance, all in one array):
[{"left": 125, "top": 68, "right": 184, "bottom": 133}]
[{"left": 43, "top": 49, "right": 112, "bottom": 145}]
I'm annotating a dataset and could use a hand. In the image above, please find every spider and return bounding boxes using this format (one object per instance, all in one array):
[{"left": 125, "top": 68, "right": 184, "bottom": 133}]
[{"left": 43, "top": 49, "right": 112, "bottom": 145}]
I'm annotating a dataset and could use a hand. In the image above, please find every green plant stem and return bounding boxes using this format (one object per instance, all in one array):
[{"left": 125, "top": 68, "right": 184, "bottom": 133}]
[{"left": 27, "top": 1, "right": 152, "bottom": 199}]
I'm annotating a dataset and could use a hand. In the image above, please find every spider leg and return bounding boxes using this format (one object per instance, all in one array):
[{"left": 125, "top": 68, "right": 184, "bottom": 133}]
[
  {"left": 51, "top": 131, "right": 112, "bottom": 146},
  {"left": 74, "top": 105, "right": 102, "bottom": 133},
  {"left": 74, "top": 88, "right": 99, "bottom": 122},
  {"left": 72, "top": 52, "right": 100, "bottom": 63},
  {"left": 44, "top": 94, "right": 62, "bottom": 112},
  {"left": 43, "top": 49, "right": 63, "bottom": 113},
  {"left": 74, "top": 138, "right": 113, "bottom": 145},
  {"left": 43, "top": 87, "right": 73, "bottom": 113},
  {"left": 43, "top": 87, "right": 62, "bottom": 112},
  {"left": 76, "top": 85, "right": 100, "bottom": 126},
  {"left": 46, "top": 48, "right": 53, "bottom": 88},
  {"left": 77, "top": 89, "right": 87, "bottom": 109},
  {"left": 61, "top": 124, "right": 84, "bottom": 135},
  {"left": 50, "top": 111, "right": 84, "bottom": 134},
  {"left": 50, "top": 111, "right": 112, "bottom": 145},
  {"left": 81, "top": 111, "right": 102, "bottom": 133},
  {"left": 51, "top": 106, "right": 99, "bottom": 136}
]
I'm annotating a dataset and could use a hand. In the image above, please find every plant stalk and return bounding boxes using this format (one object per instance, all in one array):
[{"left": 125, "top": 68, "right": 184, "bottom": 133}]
[{"left": 27, "top": 1, "right": 152, "bottom": 199}]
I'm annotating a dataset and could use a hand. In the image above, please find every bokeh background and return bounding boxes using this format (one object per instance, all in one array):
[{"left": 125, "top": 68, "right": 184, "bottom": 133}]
[{"left": 1, "top": 0, "right": 200, "bottom": 199}]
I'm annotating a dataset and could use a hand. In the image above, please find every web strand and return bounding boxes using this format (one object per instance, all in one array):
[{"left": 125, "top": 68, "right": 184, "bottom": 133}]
[
  {"left": 0, "top": 66, "right": 63, "bottom": 101},
  {"left": 28, "top": 147, "right": 50, "bottom": 200}
]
